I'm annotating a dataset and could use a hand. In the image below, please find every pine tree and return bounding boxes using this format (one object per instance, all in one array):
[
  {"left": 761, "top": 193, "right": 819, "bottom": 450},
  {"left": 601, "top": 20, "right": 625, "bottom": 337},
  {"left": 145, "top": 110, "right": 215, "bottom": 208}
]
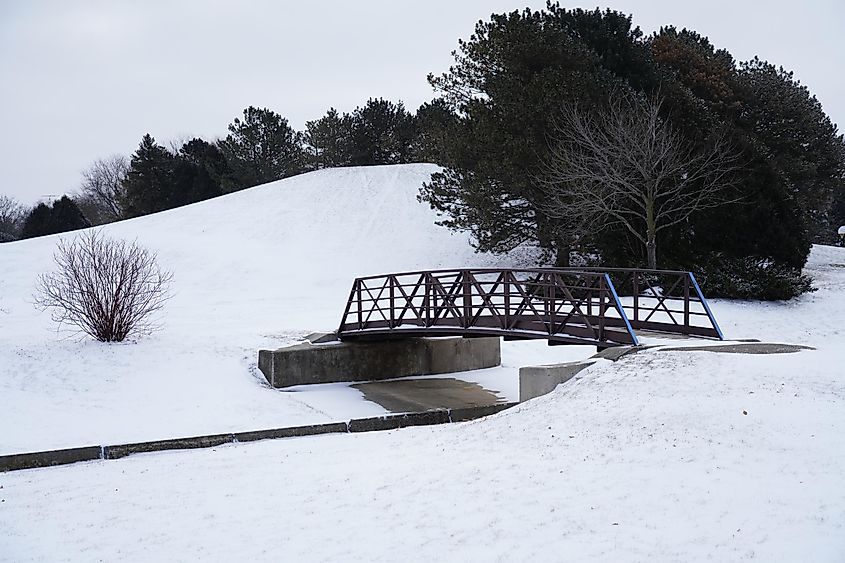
[
  {"left": 20, "top": 197, "right": 91, "bottom": 239},
  {"left": 218, "top": 106, "right": 304, "bottom": 188},
  {"left": 171, "top": 138, "right": 229, "bottom": 204},
  {"left": 736, "top": 58, "right": 845, "bottom": 244},
  {"left": 121, "top": 134, "right": 176, "bottom": 218},
  {"left": 421, "top": 7, "right": 638, "bottom": 264},
  {"left": 304, "top": 108, "right": 353, "bottom": 169},
  {"left": 20, "top": 203, "right": 51, "bottom": 239},
  {"left": 348, "top": 99, "right": 415, "bottom": 166},
  {"left": 50, "top": 196, "right": 91, "bottom": 233},
  {"left": 650, "top": 27, "right": 741, "bottom": 118},
  {"left": 412, "top": 99, "right": 458, "bottom": 163}
]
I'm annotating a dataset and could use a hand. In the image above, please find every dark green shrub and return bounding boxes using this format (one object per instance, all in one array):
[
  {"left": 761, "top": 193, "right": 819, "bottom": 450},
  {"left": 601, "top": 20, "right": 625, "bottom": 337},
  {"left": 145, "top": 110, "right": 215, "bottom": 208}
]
[{"left": 695, "top": 254, "right": 814, "bottom": 300}]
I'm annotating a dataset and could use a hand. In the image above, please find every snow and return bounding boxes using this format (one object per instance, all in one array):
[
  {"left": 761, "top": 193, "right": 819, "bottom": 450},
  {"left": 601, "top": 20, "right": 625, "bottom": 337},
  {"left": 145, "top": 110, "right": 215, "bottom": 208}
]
[
  {"left": 1, "top": 164, "right": 844, "bottom": 561},
  {"left": 0, "top": 164, "right": 559, "bottom": 454}
]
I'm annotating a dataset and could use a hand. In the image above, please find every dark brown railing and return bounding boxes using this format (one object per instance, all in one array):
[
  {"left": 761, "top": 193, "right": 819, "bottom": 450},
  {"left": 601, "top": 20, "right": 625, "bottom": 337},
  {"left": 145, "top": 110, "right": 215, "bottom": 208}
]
[{"left": 337, "top": 268, "right": 723, "bottom": 347}]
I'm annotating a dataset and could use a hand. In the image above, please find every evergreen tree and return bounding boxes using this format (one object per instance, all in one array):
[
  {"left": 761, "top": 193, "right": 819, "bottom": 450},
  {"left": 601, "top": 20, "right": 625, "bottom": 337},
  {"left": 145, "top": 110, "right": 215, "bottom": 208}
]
[
  {"left": 170, "top": 138, "right": 229, "bottom": 205},
  {"left": 649, "top": 33, "right": 844, "bottom": 263},
  {"left": 121, "top": 134, "right": 176, "bottom": 218},
  {"left": 304, "top": 108, "right": 353, "bottom": 169},
  {"left": 736, "top": 58, "right": 845, "bottom": 244},
  {"left": 51, "top": 196, "right": 92, "bottom": 232},
  {"left": 635, "top": 29, "right": 802, "bottom": 272},
  {"left": 412, "top": 99, "right": 458, "bottom": 163},
  {"left": 20, "top": 203, "right": 51, "bottom": 239},
  {"left": 420, "top": 4, "right": 844, "bottom": 296},
  {"left": 218, "top": 106, "right": 304, "bottom": 188},
  {"left": 20, "top": 196, "right": 91, "bottom": 239},
  {"left": 650, "top": 27, "right": 741, "bottom": 119},
  {"left": 348, "top": 98, "right": 416, "bottom": 166},
  {"left": 421, "top": 6, "right": 641, "bottom": 264}
]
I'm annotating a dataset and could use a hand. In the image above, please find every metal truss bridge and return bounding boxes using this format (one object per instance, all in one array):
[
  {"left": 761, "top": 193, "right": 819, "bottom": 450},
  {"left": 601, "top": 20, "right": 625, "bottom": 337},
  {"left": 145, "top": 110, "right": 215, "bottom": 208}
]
[{"left": 338, "top": 267, "right": 723, "bottom": 348}]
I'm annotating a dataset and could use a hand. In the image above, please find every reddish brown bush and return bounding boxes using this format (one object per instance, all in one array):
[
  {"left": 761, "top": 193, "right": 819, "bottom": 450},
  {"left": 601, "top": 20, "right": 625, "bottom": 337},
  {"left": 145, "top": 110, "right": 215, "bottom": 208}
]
[{"left": 35, "top": 231, "right": 173, "bottom": 342}]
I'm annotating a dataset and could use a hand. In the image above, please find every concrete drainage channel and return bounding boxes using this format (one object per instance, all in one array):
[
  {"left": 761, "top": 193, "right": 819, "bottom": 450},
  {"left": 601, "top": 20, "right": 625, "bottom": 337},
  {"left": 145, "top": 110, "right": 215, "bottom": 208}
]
[
  {"left": 258, "top": 332, "right": 645, "bottom": 405},
  {"left": 0, "top": 403, "right": 515, "bottom": 473},
  {"left": 0, "top": 338, "right": 622, "bottom": 473}
]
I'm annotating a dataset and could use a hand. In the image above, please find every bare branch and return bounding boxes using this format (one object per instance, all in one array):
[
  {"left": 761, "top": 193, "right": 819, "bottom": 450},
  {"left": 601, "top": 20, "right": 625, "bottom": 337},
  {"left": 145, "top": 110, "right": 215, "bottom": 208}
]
[
  {"left": 0, "top": 195, "right": 27, "bottom": 241},
  {"left": 76, "top": 155, "right": 130, "bottom": 223},
  {"left": 540, "top": 91, "right": 742, "bottom": 268},
  {"left": 34, "top": 231, "right": 173, "bottom": 342}
]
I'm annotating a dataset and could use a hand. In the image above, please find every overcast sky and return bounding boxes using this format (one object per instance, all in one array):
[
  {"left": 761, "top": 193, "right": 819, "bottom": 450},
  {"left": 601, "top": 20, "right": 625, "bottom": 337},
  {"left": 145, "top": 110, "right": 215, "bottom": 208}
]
[{"left": 1, "top": 0, "right": 843, "bottom": 203}]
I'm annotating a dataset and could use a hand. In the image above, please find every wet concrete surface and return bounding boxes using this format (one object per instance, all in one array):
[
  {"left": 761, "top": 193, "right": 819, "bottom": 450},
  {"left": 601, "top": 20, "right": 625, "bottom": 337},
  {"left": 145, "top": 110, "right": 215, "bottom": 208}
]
[
  {"left": 659, "top": 342, "right": 814, "bottom": 354},
  {"left": 352, "top": 378, "right": 505, "bottom": 413}
]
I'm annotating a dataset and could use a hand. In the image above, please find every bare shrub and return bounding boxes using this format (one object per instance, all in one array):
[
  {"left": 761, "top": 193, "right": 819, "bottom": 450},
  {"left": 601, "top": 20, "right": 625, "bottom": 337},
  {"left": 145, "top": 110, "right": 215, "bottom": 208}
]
[{"left": 35, "top": 231, "right": 173, "bottom": 342}]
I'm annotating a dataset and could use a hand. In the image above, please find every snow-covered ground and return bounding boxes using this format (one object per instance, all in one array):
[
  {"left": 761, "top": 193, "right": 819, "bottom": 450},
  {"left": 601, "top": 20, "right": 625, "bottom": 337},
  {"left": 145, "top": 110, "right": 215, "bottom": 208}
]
[
  {"left": 1, "top": 165, "right": 844, "bottom": 561},
  {"left": 0, "top": 164, "right": 565, "bottom": 455}
]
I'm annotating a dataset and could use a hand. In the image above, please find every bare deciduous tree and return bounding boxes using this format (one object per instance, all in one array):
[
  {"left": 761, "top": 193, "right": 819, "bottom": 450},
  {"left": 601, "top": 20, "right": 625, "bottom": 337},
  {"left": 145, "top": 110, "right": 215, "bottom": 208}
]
[
  {"left": 77, "top": 155, "right": 130, "bottom": 223},
  {"left": 0, "top": 195, "right": 27, "bottom": 242},
  {"left": 35, "top": 231, "right": 173, "bottom": 342},
  {"left": 541, "top": 92, "right": 741, "bottom": 269}
]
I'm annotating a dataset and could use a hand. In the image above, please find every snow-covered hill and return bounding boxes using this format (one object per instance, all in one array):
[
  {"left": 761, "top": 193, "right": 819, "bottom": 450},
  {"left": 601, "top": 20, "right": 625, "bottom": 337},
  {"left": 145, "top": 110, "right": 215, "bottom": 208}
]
[
  {"left": 0, "top": 164, "right": 548, "bottom": 453},
  {"left": 1, "top": 164, "right": 844, "bottom": 560},
  {"left": 1, "top": 164, "right": 525, "bottom": 340}
]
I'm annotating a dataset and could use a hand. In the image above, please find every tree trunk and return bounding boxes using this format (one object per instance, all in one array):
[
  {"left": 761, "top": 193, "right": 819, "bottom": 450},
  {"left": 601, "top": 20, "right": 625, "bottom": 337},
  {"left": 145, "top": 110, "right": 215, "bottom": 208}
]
[
  {"left": 646, "top": 239, "right": 657, "bottom": 269},
  {"left": 646, "top": 199, "right": 657, "bottom": 269},
  {"left": 554, "top": 244, "right": 570, "bottom": 267}
]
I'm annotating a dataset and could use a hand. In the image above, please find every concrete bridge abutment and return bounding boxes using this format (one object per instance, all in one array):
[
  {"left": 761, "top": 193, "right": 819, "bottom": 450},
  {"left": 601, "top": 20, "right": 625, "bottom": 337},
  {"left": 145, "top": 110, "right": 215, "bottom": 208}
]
[{"left": 258, "top": 335, "right": 501, "bottom": 388}]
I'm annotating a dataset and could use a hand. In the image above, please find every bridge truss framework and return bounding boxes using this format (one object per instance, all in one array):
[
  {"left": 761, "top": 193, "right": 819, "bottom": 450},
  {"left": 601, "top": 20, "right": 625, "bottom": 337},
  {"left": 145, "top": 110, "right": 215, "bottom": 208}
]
[{"left": 338, "top": 267, "right": 724, "bottom": 348}]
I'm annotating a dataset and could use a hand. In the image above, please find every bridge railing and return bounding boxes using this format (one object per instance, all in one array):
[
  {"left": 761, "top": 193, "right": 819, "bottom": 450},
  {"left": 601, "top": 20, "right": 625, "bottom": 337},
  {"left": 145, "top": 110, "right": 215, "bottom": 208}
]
[
  {"left": 338, "top": 268, "right": 723, "bottom": 346},
  {"left": 338, "top": 268, "right": 639, "bottom": 346},
  {"left": 568, "top": 268, "right": 724, "bottom": 339}
]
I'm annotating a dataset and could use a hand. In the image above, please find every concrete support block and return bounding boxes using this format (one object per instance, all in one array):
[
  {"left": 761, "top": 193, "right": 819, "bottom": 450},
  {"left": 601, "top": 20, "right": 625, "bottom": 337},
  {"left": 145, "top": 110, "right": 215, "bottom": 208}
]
[
  {"left": 519, "top": 360, "right": 596, "bottom": 402},
  {"left": 259, "top": 336, "right": 501, "bottom": 388},
  {"left": 424, "top": 337, "right": 501, "bottom": 375}
]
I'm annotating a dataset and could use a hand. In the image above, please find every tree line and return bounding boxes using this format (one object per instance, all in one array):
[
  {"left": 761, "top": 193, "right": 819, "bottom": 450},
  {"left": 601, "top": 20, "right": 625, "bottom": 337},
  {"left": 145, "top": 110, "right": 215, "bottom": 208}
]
[
  {"left": 2, "top": 4, "right": 843, "bottom": 299},
  {"left": 0, "top": 97, "right": 447, "bottom": 240}
]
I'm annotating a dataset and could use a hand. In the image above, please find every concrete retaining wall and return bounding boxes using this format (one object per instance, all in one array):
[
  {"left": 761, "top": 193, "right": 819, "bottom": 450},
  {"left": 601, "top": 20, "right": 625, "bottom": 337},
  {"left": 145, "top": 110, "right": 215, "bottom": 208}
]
[
  {"left": 0, "top": 403, "right": 516, "bottom": 473},
  {"left": 518, "top": 345, "right": 644, "bottom": 402},
  {"left": 519, "top": 360, "right": 597, "bottom": 402},
  {"left": 258, "top": 336, "right": 501, "bottom": 388},
  {"left": 0, "top": 446, "right": 102, "bottom": 472}
]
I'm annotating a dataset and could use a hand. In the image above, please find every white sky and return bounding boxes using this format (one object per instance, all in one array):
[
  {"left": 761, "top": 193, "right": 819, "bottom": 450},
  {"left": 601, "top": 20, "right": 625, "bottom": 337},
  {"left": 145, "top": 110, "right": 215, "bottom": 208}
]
[{"left": 1, "top": 0, "right": 843, "bottom": 203}]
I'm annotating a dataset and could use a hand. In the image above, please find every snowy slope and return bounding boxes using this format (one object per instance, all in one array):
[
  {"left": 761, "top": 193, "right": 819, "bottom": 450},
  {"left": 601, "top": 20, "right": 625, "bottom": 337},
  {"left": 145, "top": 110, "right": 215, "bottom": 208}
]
[
  {"left": 1, "top": 249, "right": 843, "bottom": 561},
  {"left": 1, "top": 161, "right": 844, "bottom": 560},
  {"left": 0, "top": 164, "right": 547, "bottom": 454}
]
